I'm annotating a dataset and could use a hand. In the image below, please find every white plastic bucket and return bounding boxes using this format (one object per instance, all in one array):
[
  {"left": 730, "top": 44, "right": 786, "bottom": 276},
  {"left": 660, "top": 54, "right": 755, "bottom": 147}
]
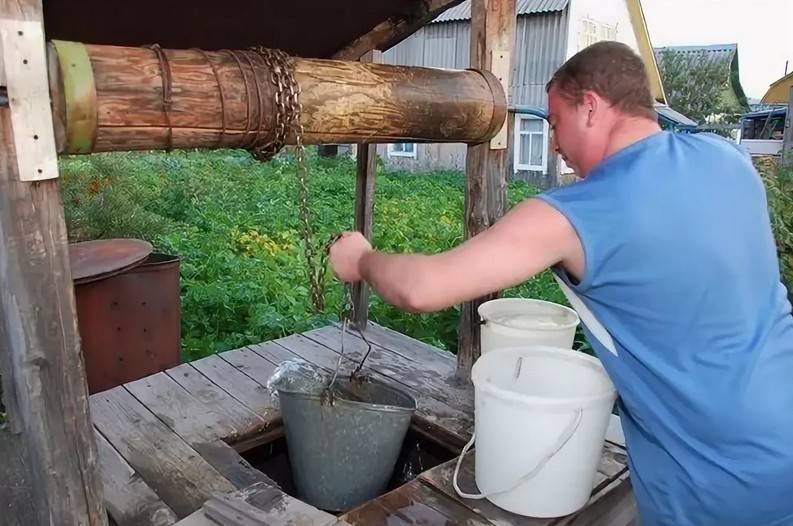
[
  {"left": 454, "top": 346, "right": 617, "bottom": 518},
  {"left": 479, "top": 298, "right": 579, "bottom": 354}
]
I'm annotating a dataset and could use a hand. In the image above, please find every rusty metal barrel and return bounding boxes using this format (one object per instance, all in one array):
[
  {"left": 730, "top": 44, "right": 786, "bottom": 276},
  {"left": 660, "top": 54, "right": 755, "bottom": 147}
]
[{"left": 69, "top": 239, "right": 181, "bottom": 394}]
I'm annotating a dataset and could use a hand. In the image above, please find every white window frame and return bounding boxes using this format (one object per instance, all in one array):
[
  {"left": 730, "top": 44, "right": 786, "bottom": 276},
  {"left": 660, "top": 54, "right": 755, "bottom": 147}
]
[
  {"left": 578, "top": 17, "right": 617, "bottom": 50},
  {"left": 387, "top": 143, "right": 417, "bottom": 158},
  {"left": 513, "top": 115, "right": 549, "bottom": 173}
]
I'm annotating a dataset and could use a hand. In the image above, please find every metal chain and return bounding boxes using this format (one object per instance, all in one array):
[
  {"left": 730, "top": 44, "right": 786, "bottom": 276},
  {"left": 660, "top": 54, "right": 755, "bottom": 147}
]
[
  {"left": 248, "top": 48, "right": 375, "bottom": 386},
  {"left": 250, "top": 47, "right": 329, "bottom": 312}
]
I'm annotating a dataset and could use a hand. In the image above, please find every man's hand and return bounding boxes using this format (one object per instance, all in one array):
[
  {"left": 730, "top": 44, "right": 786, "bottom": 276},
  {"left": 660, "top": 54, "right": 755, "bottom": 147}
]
[{"left": 329, "top": 231, "right": 372, "bottom": 283}]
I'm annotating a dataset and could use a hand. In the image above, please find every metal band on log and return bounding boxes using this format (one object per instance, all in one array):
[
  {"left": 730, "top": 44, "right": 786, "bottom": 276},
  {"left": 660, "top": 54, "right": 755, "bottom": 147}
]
[{"left": 48, "top": 41, "right": 507, "bottom": 154}]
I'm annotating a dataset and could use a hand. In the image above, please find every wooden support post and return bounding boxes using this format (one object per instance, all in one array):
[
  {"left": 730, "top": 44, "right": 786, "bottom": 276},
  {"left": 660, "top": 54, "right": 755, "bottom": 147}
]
[
  {"left": 457, "top": 0, "right": 515, "bottom": 380},
  {"left": 782, "top": 86, "right": 793, "bottom": 167},
  {"left": 0, "top": 1, "right": 107, "bottom": 524},
  {"left": 351, "top": 49, "right": 382, "bottom": 330}
]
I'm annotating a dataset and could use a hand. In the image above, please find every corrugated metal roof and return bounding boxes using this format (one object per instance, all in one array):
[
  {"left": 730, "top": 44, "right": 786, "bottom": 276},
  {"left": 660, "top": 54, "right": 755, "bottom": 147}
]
[
  {"left": 653, "top": 43, "right": 748, "bottom": 110},
  {"left": 433, "top": 0, "right": 568, "bottom": 23},
  {"left": 653, "top": 43, "right": 737, "bottom": 64},
  {"left": 742, "top": 106, "right": 787, "bottom": 119},
  {"left": 654, "top": 103, "right": 697, "bottom": 127}
]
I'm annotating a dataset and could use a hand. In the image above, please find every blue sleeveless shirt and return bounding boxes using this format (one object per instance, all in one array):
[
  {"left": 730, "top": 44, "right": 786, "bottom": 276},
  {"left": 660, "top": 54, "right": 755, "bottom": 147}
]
[{"left": 537, "top": 132, "right": 793, "bottom": 526}]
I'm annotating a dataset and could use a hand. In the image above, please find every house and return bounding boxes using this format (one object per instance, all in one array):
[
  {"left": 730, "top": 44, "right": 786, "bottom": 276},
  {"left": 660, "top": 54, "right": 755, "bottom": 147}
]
[
  {"left": 761, "top": 71, "right": 793, "bottom": 104},
  {"left": 653, "top": 44, "right": 750, "bottom": 137},
  {"left": 655, "top": 103, "right": 698, "bottom": 133},
  {"left": 739, "top": 71, "right": 791, "bottom": 157},
  {"left": 377, "top": 0, "right": 666, "bottom": 188}
]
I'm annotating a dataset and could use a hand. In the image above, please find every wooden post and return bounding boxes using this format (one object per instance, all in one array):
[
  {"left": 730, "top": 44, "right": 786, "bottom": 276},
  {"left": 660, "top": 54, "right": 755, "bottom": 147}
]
[
  {"left": 457, "top": 0, "right": 515, "bottom": 380},
  {"left": 0, "top": 1, "right": 107, "bottom": 524},
  {"left": 351, "top": 49, "right": 382, "bottom": 330},
  {"left": 782, "top": 86, "right": 793, "bottom": 167}
]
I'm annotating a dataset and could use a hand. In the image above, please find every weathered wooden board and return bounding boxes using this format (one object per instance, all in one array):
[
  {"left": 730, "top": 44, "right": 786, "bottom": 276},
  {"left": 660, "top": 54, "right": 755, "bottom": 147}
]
[
  {"left": 172, "top": 510, "right": 218, "bottom": 526},
  {"left": 219, "top": 346, "right": 279, "bottom": 393},
  {"left": 341, "top": 499, "right": 398, "bottom": 525},
  {"left": 347, "top": 321, "right": 457, "bottom": 368},
  {"left": 191, "top": 440, "right": 277, "bottom": 491},
  {"left": 0, "top": 429, "right": 37, "bottom": 526},
  {"left": 341, "top": 478, "right": 493, "bottom": 525},
  {"left": 246, "top": 340, "right": 304, "bottom": 364},
  {"left": 90, "top": 387, "right": 235, "bottom": 518},
  {"left": 332, "top": 0, "right": 465, "bottom": 61},
  {"left": 599, "top": 441, "right": 628, "bottom": 479},
  {"left": 165, "top": 363, "right": 268, "bottom": 442},
  {"left": 349, "top": 49, "right": 382, "bottom": 330},
  {"left": 95, "top": 430, "right": 178, "bottom": 526},
  {"left": 554, "top": 473, "right": 637, "bottom": 526},
  {"left": 203, "top": 482, "right": 339, "bottom": 526},
  {"left": 0, "top": 19, "right": 58, "bottom": 181},
  {"left": 191, "top": 354, "right": 278, "bottom": 421},
  {"left": 125, "top": 372, "right": 237, "bottom": 445},
  {"left": 304, "top": 325, "right": 474, "bottom": 413},
  {"left": 458, "top": 0, "right": 516, "bottom": 378},
  {"left": 419, "top": 455, "right": 554, "bottom": 526},
  {"left": 419, "top": 445, "right": 630, "bottom": 526},
  {"left": 0, "top": 2, "right": 106, "bottom": 524}
]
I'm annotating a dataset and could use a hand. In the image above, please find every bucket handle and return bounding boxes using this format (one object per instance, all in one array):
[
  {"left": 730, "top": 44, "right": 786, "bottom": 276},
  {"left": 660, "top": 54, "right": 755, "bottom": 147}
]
[{"left": 452, "top": 407, "right": 583, "bottom": 500}]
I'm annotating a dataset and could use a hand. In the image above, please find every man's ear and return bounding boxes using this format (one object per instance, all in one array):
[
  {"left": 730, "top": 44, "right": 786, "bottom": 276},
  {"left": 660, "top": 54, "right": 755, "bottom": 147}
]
[{"left": 581, "top": 90, "right": 599, "bottom": 127}]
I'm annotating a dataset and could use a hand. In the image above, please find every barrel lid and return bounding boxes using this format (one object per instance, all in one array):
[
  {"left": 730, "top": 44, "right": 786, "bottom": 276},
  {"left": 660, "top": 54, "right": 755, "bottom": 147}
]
[{"left": 69, "top": 239, "right": 153, "bottom": 285}]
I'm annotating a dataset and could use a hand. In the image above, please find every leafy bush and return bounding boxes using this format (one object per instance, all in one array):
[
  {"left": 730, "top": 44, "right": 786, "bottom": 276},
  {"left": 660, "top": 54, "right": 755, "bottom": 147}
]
[
  {"left": 60, "top": 149, "right": 566, "bottom": 361},
  {"left": 758, "top": 159, "right": 793, "bottom": 302}
]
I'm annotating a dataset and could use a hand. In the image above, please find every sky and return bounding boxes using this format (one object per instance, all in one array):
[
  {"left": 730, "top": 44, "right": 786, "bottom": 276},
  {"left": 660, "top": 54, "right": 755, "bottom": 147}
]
[{"left": 642, "top": 0, "right": 793, "bottom": 100}]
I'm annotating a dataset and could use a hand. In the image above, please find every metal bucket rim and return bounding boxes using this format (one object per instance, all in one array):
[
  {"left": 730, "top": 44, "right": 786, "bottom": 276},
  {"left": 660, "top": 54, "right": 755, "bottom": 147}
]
[{"left": 276, "top": 385, "right": 417, "bottom": 414}]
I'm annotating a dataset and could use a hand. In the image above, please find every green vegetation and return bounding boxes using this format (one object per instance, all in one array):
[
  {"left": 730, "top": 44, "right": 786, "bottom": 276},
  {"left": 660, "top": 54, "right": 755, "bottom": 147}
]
[
  {"left": 60, "top": 149, "right": 566, "bottom": 361},
  {"left": 759, "top": 160, "right": 793, "bottom": 303}
]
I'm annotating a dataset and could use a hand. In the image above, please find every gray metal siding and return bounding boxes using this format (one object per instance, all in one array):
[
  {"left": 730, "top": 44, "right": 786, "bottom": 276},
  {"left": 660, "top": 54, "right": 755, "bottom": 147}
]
[
  {"left": 384, "top": 22, "right": 470, "bottom": 69},
  {"left": 434, "top": 0, "right": 569, "bottom": 22},
  {"left": 384, "top": 11, "right": 568, "bottom": 106},
  {"left": 380, "top": 11, "right": 569, "bottom": 185},
  {"left": 512, "top": 10, "right": 568, "bottom": 107}
]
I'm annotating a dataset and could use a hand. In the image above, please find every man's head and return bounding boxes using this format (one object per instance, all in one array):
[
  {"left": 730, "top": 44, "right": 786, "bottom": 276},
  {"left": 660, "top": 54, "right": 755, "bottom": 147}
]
[{"left": 546, "top": 41, "right": 658, "bottom": 177}]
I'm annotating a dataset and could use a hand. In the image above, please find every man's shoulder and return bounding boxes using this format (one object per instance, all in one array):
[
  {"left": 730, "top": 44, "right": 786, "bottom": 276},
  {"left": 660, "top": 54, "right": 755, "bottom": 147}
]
[{"left": 674, "top": 132, "right": 752, "bottom": 162}]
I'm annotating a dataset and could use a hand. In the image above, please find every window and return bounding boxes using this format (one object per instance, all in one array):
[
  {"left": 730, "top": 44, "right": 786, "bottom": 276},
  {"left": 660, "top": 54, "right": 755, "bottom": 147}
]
[
  {"left": 513, "top": 116, "right": 548, "bottom": 173},
  {"left": 579, "top": 17, "right": 617, "bottom": 50},
  {"left": 387, "top": 143, "right": 417, "bottom": 158}
]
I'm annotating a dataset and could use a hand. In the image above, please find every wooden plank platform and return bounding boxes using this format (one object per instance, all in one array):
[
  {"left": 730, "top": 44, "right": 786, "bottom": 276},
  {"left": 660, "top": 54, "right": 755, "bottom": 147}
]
[{"left": 87, "top": 321, "right": 634, "bottom": 525}]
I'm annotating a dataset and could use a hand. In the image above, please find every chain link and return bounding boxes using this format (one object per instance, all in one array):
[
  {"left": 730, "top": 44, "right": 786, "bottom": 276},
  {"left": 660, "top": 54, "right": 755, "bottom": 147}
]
[
  {"left": 250, "top": 47, "right": 329, "bottom": 312},
  {"left": 247, "top": 47, "right": 375, "bottom": 383}
]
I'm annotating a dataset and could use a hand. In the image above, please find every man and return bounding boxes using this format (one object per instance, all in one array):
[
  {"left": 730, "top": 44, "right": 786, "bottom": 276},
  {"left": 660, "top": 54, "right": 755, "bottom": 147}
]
[{"left": 329, "top": 41, "right": 793, "bottom": 525}]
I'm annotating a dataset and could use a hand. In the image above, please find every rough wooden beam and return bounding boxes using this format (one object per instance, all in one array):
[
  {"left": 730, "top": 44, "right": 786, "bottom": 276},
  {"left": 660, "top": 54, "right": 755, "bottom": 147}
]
[
  {"left": 332, "top": 0, "right": 466, "bottom": 60},
  {"left": 0, "top": 0, "right": 107, "bottom": 524},
  {"left": 350, "top": 49, "right": 382, "bottom": 330},
  {"left": 782, "top": 86, "right": 793, "bottom": 167},
  {"left": 625, "top": 0, "right": 666, "bottom": 104},
  {"left": 50, "top": 43, "right": 505, "bottom": 153},
  {"left": 457, "top": 0, "right": 515, "bottom": 380}
]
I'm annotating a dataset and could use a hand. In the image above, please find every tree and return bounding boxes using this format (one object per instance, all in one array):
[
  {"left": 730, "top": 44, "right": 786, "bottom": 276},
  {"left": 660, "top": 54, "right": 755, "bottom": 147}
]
[{"left": 657, "top": 50, "right": 747, "bottom": 136}]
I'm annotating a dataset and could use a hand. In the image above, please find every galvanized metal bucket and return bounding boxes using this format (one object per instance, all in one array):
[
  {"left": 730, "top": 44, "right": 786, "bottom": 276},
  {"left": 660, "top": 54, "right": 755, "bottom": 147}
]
[{"left": 276, "top": 376, "right": 417, "bottom": 511}]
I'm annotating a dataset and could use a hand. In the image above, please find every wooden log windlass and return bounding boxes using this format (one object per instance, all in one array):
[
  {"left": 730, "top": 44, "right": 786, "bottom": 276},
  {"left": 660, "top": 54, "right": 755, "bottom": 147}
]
[{"left": 48, "top": 41, "right": 507, "bottom": 155}]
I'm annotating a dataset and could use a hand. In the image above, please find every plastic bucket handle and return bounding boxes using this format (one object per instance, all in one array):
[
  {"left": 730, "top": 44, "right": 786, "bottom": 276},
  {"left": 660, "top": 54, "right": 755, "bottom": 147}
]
[{"left": 452, "top": 407, "right": 583, "bottom": 500}]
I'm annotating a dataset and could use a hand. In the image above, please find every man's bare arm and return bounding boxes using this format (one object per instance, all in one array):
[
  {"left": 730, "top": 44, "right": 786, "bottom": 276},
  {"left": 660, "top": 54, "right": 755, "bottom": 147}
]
[{"left": 355, "top": 198, "right": 581, "bottom": 312}]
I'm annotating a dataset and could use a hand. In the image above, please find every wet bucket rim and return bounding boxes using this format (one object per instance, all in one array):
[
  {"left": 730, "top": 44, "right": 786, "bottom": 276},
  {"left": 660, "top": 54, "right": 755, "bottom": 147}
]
[
  {"left": 478, "top": 298, "right": 580, "bottom": 331},
  {"left": 472, "top": 346, "right": 616, "bottom": 407},
  {"left": 275, "top": 382, "right": 418, "bottom": 414}
]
